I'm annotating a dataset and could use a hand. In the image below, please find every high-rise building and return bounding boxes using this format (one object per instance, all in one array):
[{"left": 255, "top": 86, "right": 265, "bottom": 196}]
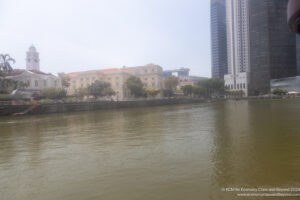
[
  {"left": 297, "top": 35, "right": 300, "bottom": 75},
  {"left": 26, "top": 45, "right": 40, "bottom": 71},
  {"left": 224, "top": 0, "right": 250, "bottom": 95},
  {"left": 248, "top": 0, "right": 297, "bottom": 95},
  {"left": 224, "top": 0, "right": 297, "bottom": 96},
  {"left": 210, "top": 0, "right": 228, "bottom": 79}
]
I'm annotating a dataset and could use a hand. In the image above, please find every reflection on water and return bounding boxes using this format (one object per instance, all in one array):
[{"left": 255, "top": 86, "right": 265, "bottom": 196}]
[{"left": 1, "top": 100, "right": 300, "bottom": 200}]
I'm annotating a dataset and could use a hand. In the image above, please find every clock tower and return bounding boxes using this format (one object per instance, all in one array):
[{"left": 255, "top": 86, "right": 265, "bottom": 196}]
[{"left": 26, "top": 45, "right": 40, "bottom": 71}]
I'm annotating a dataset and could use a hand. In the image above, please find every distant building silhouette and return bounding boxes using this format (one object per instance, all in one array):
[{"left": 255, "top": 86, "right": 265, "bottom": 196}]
[{"left": 163, "top": 68, "right": 190, "bottom": 78}]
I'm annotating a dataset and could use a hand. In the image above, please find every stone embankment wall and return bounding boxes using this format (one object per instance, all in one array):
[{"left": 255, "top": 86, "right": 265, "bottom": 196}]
[{"left": 0, "top": 98, "right": 208, "bottom": 116}]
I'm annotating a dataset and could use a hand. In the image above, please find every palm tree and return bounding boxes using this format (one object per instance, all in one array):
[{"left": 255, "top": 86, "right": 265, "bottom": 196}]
[{"left": 0, "top": 54, "right": 15, "bottom": 76}]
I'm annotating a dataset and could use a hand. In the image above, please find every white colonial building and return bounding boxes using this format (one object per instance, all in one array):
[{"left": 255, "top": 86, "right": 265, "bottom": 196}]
[{"left": 5, "top": 46, "right": 62, "bottom": 91}]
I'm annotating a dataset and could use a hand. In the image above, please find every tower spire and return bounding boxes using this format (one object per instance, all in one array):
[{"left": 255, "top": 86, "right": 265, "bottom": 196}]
[{"left": 26, "top": 45, "right": 40, "bottom": 71}]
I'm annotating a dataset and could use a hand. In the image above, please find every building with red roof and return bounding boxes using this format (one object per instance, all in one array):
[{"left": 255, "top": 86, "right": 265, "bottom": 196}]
[{"left": 66, "top": 64, "right": 163, "bottom": 100}]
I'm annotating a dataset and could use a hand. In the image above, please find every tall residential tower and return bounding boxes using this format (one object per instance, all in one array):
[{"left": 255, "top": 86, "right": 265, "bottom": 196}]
[
  {"left": 224, "top": 0, "right": 250, "bottom": 95},
  {"left": 210, "top": 0, "right": 228, "bottom": 79}
]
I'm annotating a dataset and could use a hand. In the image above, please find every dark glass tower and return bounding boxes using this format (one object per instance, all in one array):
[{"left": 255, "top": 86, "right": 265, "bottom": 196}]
[
  {"left": 211, "top": 0, "right": 227, "bottom": 79},
  {"left": 297, "top": 35, "right": 300, "bottom": 75},
  {"left": 248, "top": 0, "right": 297, "bottom": 95}
]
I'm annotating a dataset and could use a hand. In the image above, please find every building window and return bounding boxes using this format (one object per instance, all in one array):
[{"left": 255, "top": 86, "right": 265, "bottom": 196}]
[
  {"left": 35, "top": 80, "right": 38, "bottom": 87},
  {"left": 54, "top": 80, "right": 57, "bottom": 87},
  {"left": 26, "top": 80, "right": 30, "bottom": 87},
  {"left": 144, "top": 78, "right": 148, "bottom": 81},
  {"left": 144, "top": 69, "right": 148, "bottom": 73},
  {"left": 152, "top": 83, "right": 155, "bottom": 87},
  {"left": 152, "top": 77, "right": 155, "bottom": 80},
  {"left": 152, "top": 68, "right": 155, "bottom": 72},
  {"left": 107, "top": 77, "right": 111, "bottom": 81},
  {"left": 44, "top": 80, "right": 47, "bottom": 87},
  {"left": 237, "top": 84, "right": 240, "bottom": 89},
  {"left": 243, "top": 83, "right": 246, "bottom": 89}
]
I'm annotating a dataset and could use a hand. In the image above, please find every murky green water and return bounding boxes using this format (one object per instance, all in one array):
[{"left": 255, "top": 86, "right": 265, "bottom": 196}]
[{"left": 1, "top": 100, "right": 300, "bottom": 200}]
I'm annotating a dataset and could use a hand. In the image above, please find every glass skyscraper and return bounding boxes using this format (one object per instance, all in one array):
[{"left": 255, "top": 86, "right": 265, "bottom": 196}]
[
  {"left": 297, "top": 35, "right": 300, "bottom": 75},
  {"left": 224, "top": 0, "right": 297, "bottom": 96},
  {"left": 248, "top": 0, "right": 297, "bottom": 95},
  {"left": 210, "top": 0, "right": 228, "bottom": 79}
]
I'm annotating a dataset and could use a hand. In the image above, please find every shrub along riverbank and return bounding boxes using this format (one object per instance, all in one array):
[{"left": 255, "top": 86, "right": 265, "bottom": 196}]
[{"left": 0, "top": 98, "right": 215, "bottom": 116}]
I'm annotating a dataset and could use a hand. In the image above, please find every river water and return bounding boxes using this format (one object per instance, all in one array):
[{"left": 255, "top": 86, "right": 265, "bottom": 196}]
[{"left": 1, "top": 100, "right": 300, "bottom": 200}]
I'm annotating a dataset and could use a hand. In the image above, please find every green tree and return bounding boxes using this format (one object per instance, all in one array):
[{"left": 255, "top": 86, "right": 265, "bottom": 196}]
[
  {"left": 0, "top": 54, "right": 15, "bottom": 76},
  {"left": 87, "top": 80, "right": 115, "bottom": 98},
  {"left": 164, "top": 76, "right": 179, "bottom": 91},
  {"left": 58, "top": 72, "right": 70, "bottom": 88},
  {"left": 125, "top": 76, "right": 145, "bottom": 98},
  {"left": 41, "top": 88, "right": 67, "bottom": 99},
  {"left": 192, "top": 85, "right": 206, "bottom": 97},
  {"left": 182, "top": 85, "right": 193, "bottom": 96},
  {"left": 163, "top": 89, "right": 173, "bottom": 98},
  {"left": 0, "top": 79, "right": 29, "bottom": 94},
  {"left": 145, "top": 88, "right": 160, "bottom": 98},
  {"left": 197, "top": 78, "right": 225, "bottom": 98},
  {"left": 272, "top": 88, "right": 287, "bottom": 96},
  {"left": 74, "top": 87, "right": 89, "bottom": 99},
  {"left": 0, "top": 54, "right": 16, "bottom": 93},
  {"left": 102, "top": 87, "right": 116, "bottom": 97},
  {"left": 226, "top": 90, "right": 245, "bottom": 98}
]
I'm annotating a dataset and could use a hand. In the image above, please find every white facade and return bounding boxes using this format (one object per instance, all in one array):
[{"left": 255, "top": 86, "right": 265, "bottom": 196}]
[
  {"left": 6, "top": 70, "right": 62, "bottom": 91},
  {"left": 26, "top": 45, "right": 40, "bottom": 71},
  {"left": 5, "top": 46, "right": 62, "bottom": 91},
  {"left": 225, "top": 0, "right": 250, "bottom": 96}
]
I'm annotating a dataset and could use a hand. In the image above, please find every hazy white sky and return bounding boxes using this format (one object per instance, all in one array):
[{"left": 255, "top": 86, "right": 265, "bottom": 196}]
[{"left": 0, "top": 0, "right": 211, "bottom": 77}]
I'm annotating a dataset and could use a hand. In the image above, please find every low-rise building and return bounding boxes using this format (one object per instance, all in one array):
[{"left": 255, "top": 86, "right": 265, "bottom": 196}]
[
  {"left": 5, "top": 69, "right": 62, "bottom": 91},
  {"left": 66, "top": 64, "right": 163, "bottom": 100},
  {"left": 270, "top": 76, "right": 300, "bottom": 92},
  {"left": 4, "top": 46, "right": 62, "bottom": 92}
]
